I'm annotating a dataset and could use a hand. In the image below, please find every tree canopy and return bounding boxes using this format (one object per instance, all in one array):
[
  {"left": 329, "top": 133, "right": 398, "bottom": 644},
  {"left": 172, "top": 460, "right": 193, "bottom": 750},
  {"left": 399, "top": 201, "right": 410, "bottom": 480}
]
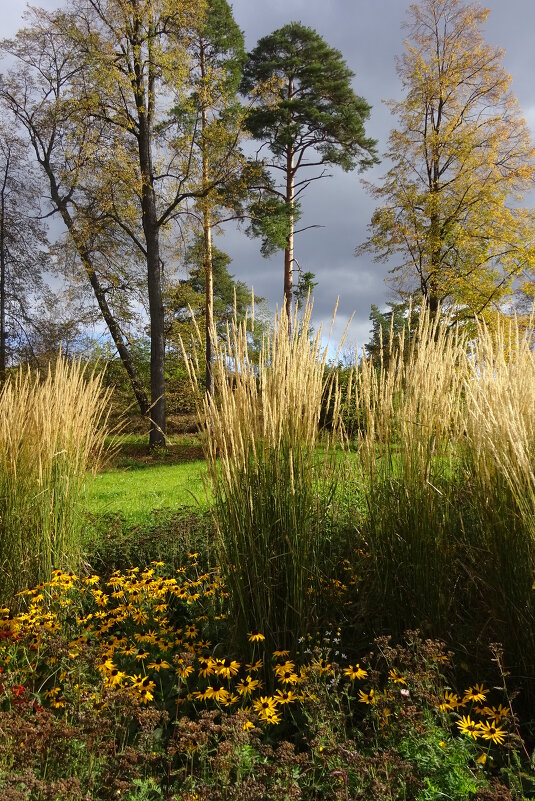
[
  {"left": 358, "top": 0, "right": 535, "bottom": 324},
  {"left": 241, "top": 22, "right": 378, "bottom": 317}
]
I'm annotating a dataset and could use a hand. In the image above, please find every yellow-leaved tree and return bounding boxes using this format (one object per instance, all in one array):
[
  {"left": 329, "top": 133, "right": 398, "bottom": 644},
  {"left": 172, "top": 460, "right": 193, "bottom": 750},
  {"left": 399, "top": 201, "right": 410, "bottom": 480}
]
[{"left": 358, "top": 0, "right": 535, "bottom": 324}]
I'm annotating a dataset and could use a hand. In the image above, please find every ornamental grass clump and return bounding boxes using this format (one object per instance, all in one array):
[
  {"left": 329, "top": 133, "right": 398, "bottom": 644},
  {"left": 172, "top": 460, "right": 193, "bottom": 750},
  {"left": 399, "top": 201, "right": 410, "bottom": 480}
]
[
  {"left": 0, "top": 357, "right": 112, "bottom": 603},
  {"left": 463, "top": 317, "right": 535, "bottom": 684},
  {"left": 183, "top": 302, "right": 346, "bottom": 652},
  {"left": 353, "top": 305, "right": 469, "bottom": 635}
]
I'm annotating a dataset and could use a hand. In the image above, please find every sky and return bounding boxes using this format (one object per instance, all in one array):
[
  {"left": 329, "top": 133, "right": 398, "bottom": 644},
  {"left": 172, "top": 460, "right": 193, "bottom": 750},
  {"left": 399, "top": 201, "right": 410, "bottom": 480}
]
[{"left": 4, "top": 0, "right": 535, "bottom": 349}]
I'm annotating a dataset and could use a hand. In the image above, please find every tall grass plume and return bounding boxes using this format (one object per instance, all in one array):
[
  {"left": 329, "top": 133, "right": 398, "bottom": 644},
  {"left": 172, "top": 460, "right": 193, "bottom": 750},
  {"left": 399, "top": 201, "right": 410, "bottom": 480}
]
[
  {"left": 0, "top": 357, "right": 112, "bottom": 603},
  {"left": 183, "top": 301, "right": 346, "bottom": 652}
]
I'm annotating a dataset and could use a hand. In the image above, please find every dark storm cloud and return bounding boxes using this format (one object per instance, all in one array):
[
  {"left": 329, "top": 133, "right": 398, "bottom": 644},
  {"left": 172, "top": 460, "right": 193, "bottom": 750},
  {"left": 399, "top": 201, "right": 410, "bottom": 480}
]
[{"left": 5, "top": 0, "right": 535, "bottom": 345}]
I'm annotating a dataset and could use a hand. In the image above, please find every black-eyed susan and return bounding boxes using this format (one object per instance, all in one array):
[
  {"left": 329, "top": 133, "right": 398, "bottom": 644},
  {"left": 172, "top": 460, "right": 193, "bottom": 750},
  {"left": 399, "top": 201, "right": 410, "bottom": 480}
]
[
  {"left": 479, "top": 720, "right": 506, "bottom": 745},
  {"left": 463, "top": 684, "right": 488, "bottom": 703},
  {"left": 456, "top": 715, "right": 481, "bottom": 740},
  {"left": 274, "top": 660, "right": 296, "bottom": 678},
  {"left": 344, "top": 664, "right": 368, "bottom": 681},
  {"left": 388, "top": 668, "right": 407, "bottom": 685},
  {"left": 105, "top": 668, "right": 127, "bottom": 688},
  {"left": 274, "top": 689, "right": 297, "bottom": 705},
  {"left": 237, "top": 675, "right": 262, "bottom": 697},
  {"left": 246, "top": 658, "right": 263, "bottom": 673},
  {"left": 147, "top": 657, "right": 171, "bottom": 672},
  {"left": 243, "top": 720, "right": 255, "bottom": 731},
  {"left": 135, "top": 649, "right": 151, "bottom": 662},
  {"left": 220, "top": 692, "right": 239, "bottom": 707},
  {"left": 483, "top": 704, "right": 509, "bottom": 723},
  {"left": 184, "top": 624, "right": 198, "bottom": 640},
  {"left": 358, "top": 689, "right": 375, "bottom": 705},
  {"left": 272, "top": 650, "right": 290, "bottom": 659},
  {"left": 248, "top": 630, "right": 265, "bottom": 643},
  {"left": 276, "top": 668, "right": 299, "bottom": 686},
  {"left": 204, "top": 684, "right": 230, "bottom": 704},
  {"left": 438, "top": 691, "right": 462, "bottom": 712},
  {"left": 197, "top": 657, "right": 216, "bottom": 678},
  {"left": 176, "top": 663, "right": 194, "bottom": 680},
  {"left": 216, "top": 658, "right": 240, "bottom": 680}
]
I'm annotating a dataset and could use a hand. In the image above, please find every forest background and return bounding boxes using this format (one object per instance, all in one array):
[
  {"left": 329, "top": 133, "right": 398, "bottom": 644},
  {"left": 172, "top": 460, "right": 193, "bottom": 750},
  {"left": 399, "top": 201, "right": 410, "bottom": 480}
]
[{"left": 3, "top": 0, "right": 534, "bottom": 349}]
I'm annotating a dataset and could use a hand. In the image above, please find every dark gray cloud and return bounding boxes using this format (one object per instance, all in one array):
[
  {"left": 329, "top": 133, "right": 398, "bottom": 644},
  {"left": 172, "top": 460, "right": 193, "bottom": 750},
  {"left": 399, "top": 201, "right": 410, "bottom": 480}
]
[{"left": 5, "top": 0, "right": 535, "bottom": 346}]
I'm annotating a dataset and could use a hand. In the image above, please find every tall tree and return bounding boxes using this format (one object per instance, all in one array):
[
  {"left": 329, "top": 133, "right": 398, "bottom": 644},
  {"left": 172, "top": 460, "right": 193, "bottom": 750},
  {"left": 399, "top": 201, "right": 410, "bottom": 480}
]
[
  {"left": 0, "top": 8, "right": 150, "bottom": 415},
  {"left": 185, "top": 0, "right": 247, "bottom": 396},
  {"left": 68, "top": 0, "right": 206, "bottom": 446},
  {"left": 0, "top": 126, "right": 48, "bottom": 381},
  {"left": 240, "top": 22, "right": 378, "bottom": 319},
  {"left": 357, "top": 0, "right": 535, "bottom": 321}
]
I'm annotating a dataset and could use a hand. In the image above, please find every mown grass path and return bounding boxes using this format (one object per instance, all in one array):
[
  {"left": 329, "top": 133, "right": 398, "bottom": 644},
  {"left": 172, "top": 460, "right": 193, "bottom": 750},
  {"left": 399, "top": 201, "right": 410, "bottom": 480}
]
[{"left": 83, "top": 457, "right": 208, "bottom": 526}]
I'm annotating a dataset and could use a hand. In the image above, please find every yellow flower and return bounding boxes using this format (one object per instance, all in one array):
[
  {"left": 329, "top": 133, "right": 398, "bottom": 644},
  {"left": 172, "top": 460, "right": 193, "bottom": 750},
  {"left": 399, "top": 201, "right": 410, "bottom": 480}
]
[
  {"left": 276, "top": 669, "right": 299, "bottom": 686},
  {"left": 248, "top": 630, "right": 265, "bottom": 643},
  {"left": 456, "top": 715, "right": 481, "bottom": 740},
  {"left": 204, "top": 684, "right": 230, "bottom": 703},
  {"left": 243, "top": 720, "right": 255, "bottom": 731},
  {"left": 184, "top": 624, "right": 198, "bottom": 640},
  {"left": 274, "top": 689, "right": 297, "bottom": 705},
  {"left": 105, "top": 668, "right": 127, "bottom": 688},
  {"left": 147, "top": 657, "right": 171, "bottom": 672},
  {"left": 358, "top": 689, "right": 375, "bottom": 705},
  {"left": 237, "top": 675, "right": 261, "bottom": 697},
  {"left": 130, "top": 675, "right": 155, "bottom": 704},
  {"left": 274, "top": 661, "right": 296, "bottom": 678},
  {"left": 253, "top": 695, "right": 278, "bottom": 717},
  {"left": 388, "top": 668, "right": 407, "bottom": 685},
  {"left": 97, "top": 658, "right": 116, "bottom": 674},
  {"left": 479, "top": 721, "right": 506, "bottom": 745},
  {"left": 246, "top": 659, "right": 263, "bottom": 673},
  {"left": 177, "top": 663, "right": 194, "bottom": 680},
  {"left": 439, "top": 691, "right": 462, "bottom": 712},
  {"left": 216, "top": 658, "right": 240, "bottom": 679},
  {"left": 463, "top": 684, "right": 488, "bottom": 703},
  {"left": 483, "top": 704, "right": 509, "bottom": 723},
  {"left": 272, "top": 650, "right": 290, "bottom": 658},
  {"left": 344, "top": 664, "right": 368, "bottom": 681},
  {"left": 198, "top": 657, "right": 216, "bottom": 678}
]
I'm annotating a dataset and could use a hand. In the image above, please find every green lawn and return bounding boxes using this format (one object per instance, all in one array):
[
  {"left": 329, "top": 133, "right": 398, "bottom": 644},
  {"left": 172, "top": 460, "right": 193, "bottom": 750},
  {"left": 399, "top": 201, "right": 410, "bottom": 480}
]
[{"left": 83, "top": 459, "right": 209, "bottom": 526}]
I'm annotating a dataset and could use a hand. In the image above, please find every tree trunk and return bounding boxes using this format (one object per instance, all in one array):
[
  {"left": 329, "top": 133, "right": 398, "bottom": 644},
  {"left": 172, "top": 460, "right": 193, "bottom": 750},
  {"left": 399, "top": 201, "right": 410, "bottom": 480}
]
[
  {"left": 284, "top": 76, "right": 295, "bottom": 331},
  {"left": 45, "top": 166, "right": 150, "bottom": 416},
  {"left": 200, "top": 39, "right": 215, "bottom": 398},
  {"left": 0, "top": 187, "right": 5, "bottom": 384},
  {"left": 139, "top": 120, "right": 166, "bottom": 447}
]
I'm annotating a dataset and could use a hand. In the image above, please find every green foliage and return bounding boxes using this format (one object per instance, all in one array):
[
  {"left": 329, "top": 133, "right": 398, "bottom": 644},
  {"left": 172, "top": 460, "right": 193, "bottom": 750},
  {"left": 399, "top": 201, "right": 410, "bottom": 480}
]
[
  {"left": 241, "top": 22, "right": 378, "bottom": 171},
  {"left": 366, "top": 298, "right": 416, "bottom": 365},
  {"left": 247, "top": 196, "right": 298, "bottom": 257}
]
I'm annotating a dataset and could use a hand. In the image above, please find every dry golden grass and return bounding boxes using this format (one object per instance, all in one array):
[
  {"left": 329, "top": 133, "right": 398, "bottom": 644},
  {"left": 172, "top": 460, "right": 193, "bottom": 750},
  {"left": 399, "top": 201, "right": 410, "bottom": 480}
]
[
  {"left": 183, "top": 301, "right": 346, "bottom": 650},
  {"left": 0, "top": 357, "right": 112, "bottom": 602}
]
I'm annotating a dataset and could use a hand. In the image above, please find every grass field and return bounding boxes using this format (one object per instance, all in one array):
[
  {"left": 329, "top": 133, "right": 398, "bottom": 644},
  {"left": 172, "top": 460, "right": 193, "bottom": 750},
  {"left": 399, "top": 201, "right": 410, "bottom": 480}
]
[
  {"left": 83, "top": 434, "right": 208, "bottom": 526},
  {"left": 83, "top": 461, "right": 208, "bottom": 523}
]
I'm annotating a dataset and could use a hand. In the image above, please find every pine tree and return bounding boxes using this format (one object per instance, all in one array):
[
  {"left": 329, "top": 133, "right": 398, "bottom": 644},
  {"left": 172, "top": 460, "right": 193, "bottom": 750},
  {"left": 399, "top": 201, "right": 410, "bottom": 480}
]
[{"left": 240, "top": 22, "right": 378, "bottom": 320}]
